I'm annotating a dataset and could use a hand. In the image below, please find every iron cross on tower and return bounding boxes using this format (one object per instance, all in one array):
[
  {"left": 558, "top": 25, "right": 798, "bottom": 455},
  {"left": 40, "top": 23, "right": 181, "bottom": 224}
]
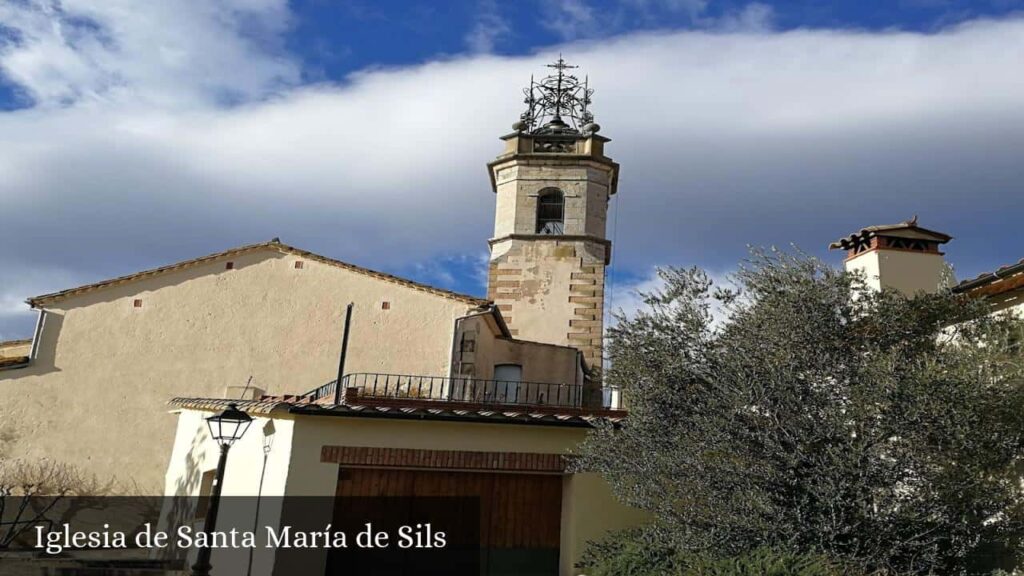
[
  {"left": 546, "top": 56, "right": 576, "bottom": 121},
  {"left": 519, "top": 56, "right": 594, "bottom": 135}
]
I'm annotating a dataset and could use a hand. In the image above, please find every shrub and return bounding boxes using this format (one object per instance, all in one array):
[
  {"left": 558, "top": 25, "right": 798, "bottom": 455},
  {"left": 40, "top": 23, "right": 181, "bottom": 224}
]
[
  {"left": 578, "top": 527, "right": 678, "bottom": 576},
  {"left": 575, "top": 253, "right": 1024, "bottom": 574},
  {"left": 578, "top": 528, "right": 863, "bottom": 576},
  {"left": 680, "top": 548, "right": 848, "bottom": 576}
]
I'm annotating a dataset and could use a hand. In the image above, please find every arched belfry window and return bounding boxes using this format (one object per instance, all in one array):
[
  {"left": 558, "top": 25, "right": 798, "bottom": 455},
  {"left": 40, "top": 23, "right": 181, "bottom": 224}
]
[{"left": 536, "top": 189, "right": 565, "bottom": 235}]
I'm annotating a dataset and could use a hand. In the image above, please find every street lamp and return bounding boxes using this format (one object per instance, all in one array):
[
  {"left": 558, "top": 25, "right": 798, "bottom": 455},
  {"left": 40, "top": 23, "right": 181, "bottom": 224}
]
[{"left": 191, "top": 402, "right": 252, "bottom": 576}]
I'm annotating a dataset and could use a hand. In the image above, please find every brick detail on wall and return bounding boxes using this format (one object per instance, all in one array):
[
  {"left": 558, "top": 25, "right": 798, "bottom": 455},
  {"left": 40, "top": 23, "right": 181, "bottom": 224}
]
[
  {"left": 320, "top": 445, "right": 566, "bottom": 473},
  {"left": 487, "top": 244, "right": 606, "bottom": 370},
  {"left": 569, "top": 264, "right": 604, "bottom": 369}
]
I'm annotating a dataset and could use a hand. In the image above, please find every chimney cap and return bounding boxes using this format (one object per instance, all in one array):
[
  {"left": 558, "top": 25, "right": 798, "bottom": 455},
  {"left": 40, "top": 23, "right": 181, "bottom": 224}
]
[{"left": 828, "top": 216, "right": 952, "bottom": 251}]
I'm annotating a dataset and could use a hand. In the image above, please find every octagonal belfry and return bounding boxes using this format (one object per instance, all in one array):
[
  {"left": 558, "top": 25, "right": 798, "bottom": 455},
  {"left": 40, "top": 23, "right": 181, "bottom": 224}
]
[{"left": 486, "top": 59, "right": 619, "bottom": 374}]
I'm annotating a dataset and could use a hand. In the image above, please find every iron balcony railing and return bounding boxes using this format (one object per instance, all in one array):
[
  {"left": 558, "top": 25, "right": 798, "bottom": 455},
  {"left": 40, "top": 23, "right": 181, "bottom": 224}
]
[{"left": 304, "top": 373, "right": 621, "bottom": 410}]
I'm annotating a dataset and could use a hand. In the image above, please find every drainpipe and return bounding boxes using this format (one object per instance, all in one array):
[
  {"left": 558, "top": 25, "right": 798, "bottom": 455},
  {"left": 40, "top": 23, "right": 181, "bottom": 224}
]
[
  {"left": 29, "top": 309, "right": 46, "bottom": 360},
  {"left": 333, "top": 303, "right": 354, "bottom": 406}
]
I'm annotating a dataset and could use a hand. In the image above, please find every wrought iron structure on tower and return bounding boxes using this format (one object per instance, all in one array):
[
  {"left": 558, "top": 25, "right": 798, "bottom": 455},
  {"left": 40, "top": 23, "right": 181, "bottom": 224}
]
[
  {"left": 516, "top": 57, "right": 597, "bottom": 136},
  {"left": 488, "top": 57, "right": 618, "bottom": 374}
]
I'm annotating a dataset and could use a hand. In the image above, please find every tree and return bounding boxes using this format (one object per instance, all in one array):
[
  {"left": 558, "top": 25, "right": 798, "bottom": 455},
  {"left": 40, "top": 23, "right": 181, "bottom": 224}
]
[
  {"left": 576, "top": 250, "right": 1024, "bottom": 575},
  {"left": 0, "top": 429, "right": 120, "bottom": 550}
]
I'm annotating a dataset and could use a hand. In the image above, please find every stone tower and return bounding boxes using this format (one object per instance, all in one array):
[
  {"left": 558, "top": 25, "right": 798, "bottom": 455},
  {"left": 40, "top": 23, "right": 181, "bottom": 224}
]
[{"left": 486, "top": 59, "right": 619, "bottom": 373}]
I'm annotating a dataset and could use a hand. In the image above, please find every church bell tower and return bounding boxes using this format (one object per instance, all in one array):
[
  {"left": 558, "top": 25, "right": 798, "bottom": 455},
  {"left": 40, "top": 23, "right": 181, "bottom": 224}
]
[{"left": 486, "top": 59, "right": 619, "bottom": 372}]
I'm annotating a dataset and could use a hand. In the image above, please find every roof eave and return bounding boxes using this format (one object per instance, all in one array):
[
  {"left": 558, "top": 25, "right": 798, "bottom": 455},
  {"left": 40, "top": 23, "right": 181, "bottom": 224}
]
[
  {"left": 288, "top": 404, "right": 601, "bottom": 428},
  {"left": 828, "top": 227, "right": 954, "bottom": 252},
  {"left": 27, "top": 240, "right": 488, "bottom": 308},
  {"left": 953, "top": 260, "right": 1024, "bottom": 294}
]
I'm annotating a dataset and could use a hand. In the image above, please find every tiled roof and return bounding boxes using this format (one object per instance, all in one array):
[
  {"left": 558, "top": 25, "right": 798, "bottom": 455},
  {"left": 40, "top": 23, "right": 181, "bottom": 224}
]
[
  {"left": 290, "top": 402, "right": 622, "bottom": 427},
  {"left": 28, "top": 240, "right": 489, "bottom": 308},
  {"left": 828, "top": 217, "right": 953, "bottom": 250},
  {"left": 168, "top": 397, "right": 295, "bottom": 416},
  {"left": 168, "top": 396, "right": 624, "bottom": 428},
  {"left": 953, "top": 258, "right": 1024, "bottom": 295}
]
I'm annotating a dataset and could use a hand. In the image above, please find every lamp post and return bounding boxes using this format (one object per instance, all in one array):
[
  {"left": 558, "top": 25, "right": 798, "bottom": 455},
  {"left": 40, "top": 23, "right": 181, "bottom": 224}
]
[{"left": 191, "top": 402, "right": 252, "bottom": 576}]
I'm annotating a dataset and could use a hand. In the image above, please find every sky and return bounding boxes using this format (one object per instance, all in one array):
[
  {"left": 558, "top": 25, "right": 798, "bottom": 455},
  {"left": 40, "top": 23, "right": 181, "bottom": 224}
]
[{"left": 1, "top": 0, "right": 1023, "bottom": 339}]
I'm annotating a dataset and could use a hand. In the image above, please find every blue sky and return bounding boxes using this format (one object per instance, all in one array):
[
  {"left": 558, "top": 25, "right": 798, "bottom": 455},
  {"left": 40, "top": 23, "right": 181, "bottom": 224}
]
[
  {"left": 288, "top": 0, "right": 1024, "bottom": 81},
  {"left": 264, "top": 0, "right": 1024, "bottom": 83},
  {"left": 1, "top": 0, "right": 1023, "bottom": 339}
]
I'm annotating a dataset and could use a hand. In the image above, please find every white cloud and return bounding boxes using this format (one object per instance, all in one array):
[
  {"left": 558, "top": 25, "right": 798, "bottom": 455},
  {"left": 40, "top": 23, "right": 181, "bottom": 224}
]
[
  {"left": 608, "top": 267, "right": 733, "bottom": 326},
  {"left": 0, "top": 0, "right": 298, "bottom": 108},
  {"left": 466, "top": 0, "right": 512, "bottom": 53},
  {"left": 542, "top": 0, "right": 598, "bottom": 40},
  {"left": 607, "top": 269, "right": 667, "bottom": 322},
  {"left": 544, "top": 0, "right": 767, "bottom": 37},
  {"left": 716, "top": 3, "right": 775, "bottom": 31},
  {"left": 2, "top": 8, "right": 1024, "bottom": 338},
  {"left": 623, "top": 0, "right": 709, "bottom": 20}
]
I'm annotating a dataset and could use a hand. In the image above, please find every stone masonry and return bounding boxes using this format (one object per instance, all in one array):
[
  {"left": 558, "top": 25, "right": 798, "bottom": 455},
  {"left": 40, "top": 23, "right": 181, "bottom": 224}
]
[
  {"left": 487, "top": 240, "right": 607, "bottom": 370},
  {"left": 485, "top": 120, "right": 619, "bottom": 377}
]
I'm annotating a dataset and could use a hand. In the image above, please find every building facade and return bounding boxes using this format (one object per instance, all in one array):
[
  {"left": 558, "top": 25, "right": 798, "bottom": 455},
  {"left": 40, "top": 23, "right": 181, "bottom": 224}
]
[
  {"left": 0, "top": 60, "right": 619, "bottom": 493},
  {"left": 159, "top": 61, "right": 640, "bottom": 576}
]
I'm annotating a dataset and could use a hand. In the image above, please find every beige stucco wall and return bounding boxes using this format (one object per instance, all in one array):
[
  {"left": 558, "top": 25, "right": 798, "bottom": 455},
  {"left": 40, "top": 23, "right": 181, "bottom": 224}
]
[
  {"left": 0, "top": 248, "right": 476, "bottom": 491},
  {"left": 451, "top": 314, "right": 582, "bottom": 386},
  {"left": 159, "top": 408, "right": 297, "bottom": 572},
  {"left": 162, "top": 409, "right": 645, "bottom": 576},
  {"left": 560, "top": 472, "right": 650, "bottom": 576},
  {"left": 846, "top": 249, "right": 952, "bottom": 296},
  {"left": 492, "top": 339, "right": 580, "bottom": 384}
]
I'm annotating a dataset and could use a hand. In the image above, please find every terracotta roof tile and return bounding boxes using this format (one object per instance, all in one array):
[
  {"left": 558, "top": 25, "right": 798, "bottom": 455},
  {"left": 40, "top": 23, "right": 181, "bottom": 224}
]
[
  {"left": 953, "top": 258, "right": 1024, "bottom": 295},
  {"left": 28, "top": 240, "right": 488, "bottom": 308},
  {"left": 828, "top": 217, "right": 952, "bottom": 251},
  {"left": 168, "top": 397, "right": 296, "bottom": 416},
  {"left": 168, "top": 396, "right": 625, "bottom": 428}
]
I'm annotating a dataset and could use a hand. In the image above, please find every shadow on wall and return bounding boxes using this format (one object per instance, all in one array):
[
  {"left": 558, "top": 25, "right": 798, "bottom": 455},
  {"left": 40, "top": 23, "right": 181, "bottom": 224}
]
[
  {"left": 157, "top": 422, "right": 213, "bottom": 562},
  {"left": 0, "top": 313, "right": 64, "bottom": 379}
]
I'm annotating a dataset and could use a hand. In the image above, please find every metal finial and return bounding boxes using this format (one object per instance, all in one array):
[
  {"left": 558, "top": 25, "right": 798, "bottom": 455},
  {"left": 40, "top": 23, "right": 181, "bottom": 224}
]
[{"left": 518, "top": 57, "right": 595, "bottom": 136}]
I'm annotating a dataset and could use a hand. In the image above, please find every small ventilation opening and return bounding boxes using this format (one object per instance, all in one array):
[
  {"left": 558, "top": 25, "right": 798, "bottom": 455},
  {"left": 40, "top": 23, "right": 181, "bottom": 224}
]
[
  {"left": 133, "top": 299, "right": 143, "bottom": 308},
  {"left": 294, "top": 261, "right": 304, "bottom": 269}
]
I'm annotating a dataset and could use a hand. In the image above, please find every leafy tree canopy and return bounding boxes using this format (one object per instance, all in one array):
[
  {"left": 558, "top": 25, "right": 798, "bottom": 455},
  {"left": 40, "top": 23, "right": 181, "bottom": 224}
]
[{"left": 576, "top": 250, "right": 1024, "bottom": 575}]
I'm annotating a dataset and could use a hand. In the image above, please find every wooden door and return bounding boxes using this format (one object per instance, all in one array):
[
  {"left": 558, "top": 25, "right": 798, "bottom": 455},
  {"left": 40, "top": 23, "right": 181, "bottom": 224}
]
[{"left": 332, "top": 467, "right": 562, "bottom": 576}]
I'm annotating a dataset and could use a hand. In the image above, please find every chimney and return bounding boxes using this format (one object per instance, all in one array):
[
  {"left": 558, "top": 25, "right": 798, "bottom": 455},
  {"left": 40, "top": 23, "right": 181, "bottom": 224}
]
[{"left": 829, "top": 216, "right": 953, "bottom": 296}]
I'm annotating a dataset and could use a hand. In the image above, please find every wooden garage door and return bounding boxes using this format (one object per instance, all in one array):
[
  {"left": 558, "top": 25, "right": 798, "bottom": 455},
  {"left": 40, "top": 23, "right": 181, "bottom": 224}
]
[{"left": 333, "top": 467, "right": 562, "bottom": 576}]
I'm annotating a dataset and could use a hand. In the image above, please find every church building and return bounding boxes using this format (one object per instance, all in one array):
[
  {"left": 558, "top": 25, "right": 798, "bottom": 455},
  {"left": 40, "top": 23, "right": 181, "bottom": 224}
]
[
  {"left": 1, "top": 60, "right": 1021, "bottom": 576},
  {"left": 0, "top": 60, "right": 643, "bottom": 576},
  {"left": 158, "top": 60, "right": 642, "bottom": 576}
]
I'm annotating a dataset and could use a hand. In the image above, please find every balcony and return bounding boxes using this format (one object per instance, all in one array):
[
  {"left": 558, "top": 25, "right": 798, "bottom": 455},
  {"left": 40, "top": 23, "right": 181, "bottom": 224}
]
[{"left": 304, "top": 373, "right": 622, "bottom": 411}]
